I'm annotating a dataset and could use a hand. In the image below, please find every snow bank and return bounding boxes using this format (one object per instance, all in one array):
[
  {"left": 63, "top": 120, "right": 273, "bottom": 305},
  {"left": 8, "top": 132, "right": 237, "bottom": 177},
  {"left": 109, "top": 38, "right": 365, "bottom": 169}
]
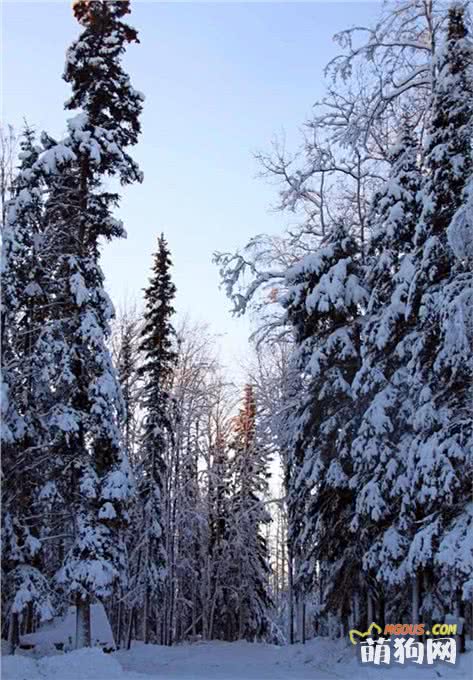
[
  {"left": 39, "top": 648, "right": 123, "bottom": 679},
  {"left": 2, "top": 638, "right": 472, "bottom": 680},
  {"left": 115, "top": 638, "right": 473, "bottom": 680},
  {"left": 2, "top": 648, "right": 138, "bottom": 680},
  {"left": 2, "top": 654, "right": 43, "bottom": 679}
]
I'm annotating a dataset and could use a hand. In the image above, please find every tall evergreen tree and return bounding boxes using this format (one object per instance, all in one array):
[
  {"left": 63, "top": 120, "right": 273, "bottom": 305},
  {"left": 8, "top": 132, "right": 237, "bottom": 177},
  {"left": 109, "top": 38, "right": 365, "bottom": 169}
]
[
  {"left": 171, "top": 360, "right": 204, "bottom": 643},
  {"left": 132, "top": 234, "right": 177, "bottom": 643},
  {"left": 283, "top": 225, "right": 368, "bottom": 628},
  {"left": 29, "top": 0, "right": 144, "bottom": 647},
  {"left": 282, "top": 363, "right": 305, "bottom": 644},
  {"left": 401, "top": 3, "right": 473, "bottom": 625},
  {"left": 227, "top": 385, "right": 274, "bottom": 641},
  {"left": 202, "top": 428, "right": 229, "bottom": 639},
  {"left": 1, "top": 128, "right": 54, "bottom": 651},
  {"left": 117, "top": 316, "right": 141, "bottom": 467},
  {"left": 349, "top": 127, "right": 423, "bottom": 618}
]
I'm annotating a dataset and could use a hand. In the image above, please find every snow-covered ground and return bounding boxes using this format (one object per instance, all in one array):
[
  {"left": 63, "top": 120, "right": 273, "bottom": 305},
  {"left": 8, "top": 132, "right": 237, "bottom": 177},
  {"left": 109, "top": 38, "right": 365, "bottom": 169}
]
[{"left": 2, "top": 638, "right": 472, "bottom": 680}]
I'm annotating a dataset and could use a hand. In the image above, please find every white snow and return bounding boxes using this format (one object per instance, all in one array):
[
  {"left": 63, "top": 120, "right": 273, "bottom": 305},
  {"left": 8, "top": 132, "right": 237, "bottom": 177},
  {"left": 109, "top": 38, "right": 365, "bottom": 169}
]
[
  {"left": 447, "top": 178, "right": 473, "bottom": 260},
  {"left": 2, "top": 648, "right": 131, "bottom": 680},
  {"left": 36, "top": 144, "right": 75, "bottom": 174},
  {"left": 3, "top": 638, "right": 472, "bottom": 680},
  {"left": 3, "top": 654, "right": 43, "bottom": 680},
  {"left": 20, "top": 604, "right": 114, "bottom": 655}
]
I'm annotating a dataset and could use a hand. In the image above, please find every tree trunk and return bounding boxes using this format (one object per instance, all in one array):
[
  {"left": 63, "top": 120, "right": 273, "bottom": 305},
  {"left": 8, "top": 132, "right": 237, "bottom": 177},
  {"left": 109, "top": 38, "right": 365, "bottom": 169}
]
[
  {"left": 295, "top": 595, "right": 303, "bottom": 643},
  {"left": 238, "top": 600, "right": 245, "bottom": 640},
  {"left": 288, "top": 548, "right": 294, "bottom": 644},
  {"left": 26, "top": 602, "right": 34, "bottom": 634},
  {"left": 75, "top": 596, "right": 91, "bottom": 649},
  {"left": 367, "top": 592, "right": 374, "bottom": 625},
  {"left": 192, "top": 586, "right": 197, "bottom": 638},
  {"left": 156, "top": 607, "right": 161, "bottom": 645},
  {"left": 301, "top": 600, "right": 306, "bottom": 644},
  {"left": 8, "top": 612, "right": 20, "bottom": 655},
  {"left": 422, "top": 570, "right": 433, "bottom": 636},
  {"left": 168, "top": 580, "right": 175, "bottom": 646},
  {"left": 353, "top": 591, "right": 360, "bottom": 629},
  {"left": 126, "top": 607, "right": 135, "bottom": 650},
  {"left": 455, "top": 592, "right": 466, "bottom": 654},
  {"left": 412, "top": 572, "right": 421, "bottom": 624},
  {"left": 208, "top": 584, "right": 219, "bottom": 641},
  {"left": 143, "top": 588, "right": 150, "bottom": 644},
  {"left": 378, "top": 594, "right": 386, "bottom": 631},
  {"left": 116, "top": 598, "right": 123, "bottom": 649}
]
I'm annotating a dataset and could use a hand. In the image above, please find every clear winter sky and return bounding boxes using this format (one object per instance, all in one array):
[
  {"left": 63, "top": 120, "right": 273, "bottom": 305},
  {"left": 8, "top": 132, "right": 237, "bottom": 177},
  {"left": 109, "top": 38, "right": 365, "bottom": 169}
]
[{"left": 2, "top": 0, "right": 381, "bottom": 375}]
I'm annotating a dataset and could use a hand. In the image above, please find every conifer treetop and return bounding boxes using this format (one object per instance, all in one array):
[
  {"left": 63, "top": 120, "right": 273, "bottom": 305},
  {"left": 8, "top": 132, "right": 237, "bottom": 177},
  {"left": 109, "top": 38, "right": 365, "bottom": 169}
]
[
  {"left": 65, "top": 0, "right": 144, "bottom": 158},
  {"left": 419, "top": 3, "right": 472, "bottom": 240},
  {"left": 139, "top": 233, "right": 178, "bottom": 384}
]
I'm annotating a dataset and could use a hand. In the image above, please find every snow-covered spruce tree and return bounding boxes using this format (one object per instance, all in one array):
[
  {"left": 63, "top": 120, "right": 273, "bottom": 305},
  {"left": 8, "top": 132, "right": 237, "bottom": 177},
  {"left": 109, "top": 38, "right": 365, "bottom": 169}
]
[
  {"left": 280, "top": 357, "right": 306, "bottom": 643},
  {"left": 400, "top": 4, "right": 473, "bottom": 629},
  {"left": 108, "top": 308, "right": 143, "bottom": 645},
  {"left": 1, "top": 128, "right": 55, "bottom": 651},
  {"left": 31, "top": 0, "right": 144, "bottom": 647},
  {"left": 349, "top": 127, "right": 423, "bottom": 622},
  {"left": 131, "top": 234, "right": 177, "bottom": 644},
  {"left": 172, "top": 411, "right": 202, "bottom": 642},
  {"left": 226, "top": 385, "right": 274, "bottom": 641},
  {"left": 205, "top": 418, "right": 233, "bottom": 640},
  {"left": 116, "top": 314, "right": 142, "bottom": 468},
  {"left": 283, "top": 224, "right": 368, "bottom": 631}
]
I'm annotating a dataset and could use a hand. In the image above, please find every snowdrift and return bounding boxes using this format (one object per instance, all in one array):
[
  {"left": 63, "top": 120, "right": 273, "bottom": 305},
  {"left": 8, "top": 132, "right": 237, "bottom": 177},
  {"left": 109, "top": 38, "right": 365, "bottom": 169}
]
[{"left": 2, "top": 638, "right": 472, "bottom": 679}]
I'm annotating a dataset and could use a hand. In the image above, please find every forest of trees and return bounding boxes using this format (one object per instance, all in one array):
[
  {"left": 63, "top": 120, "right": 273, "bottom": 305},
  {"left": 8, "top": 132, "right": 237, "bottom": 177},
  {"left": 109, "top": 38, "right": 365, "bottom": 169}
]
[{"left": 1, "top": 0, "right": 472, "bottom": 657}]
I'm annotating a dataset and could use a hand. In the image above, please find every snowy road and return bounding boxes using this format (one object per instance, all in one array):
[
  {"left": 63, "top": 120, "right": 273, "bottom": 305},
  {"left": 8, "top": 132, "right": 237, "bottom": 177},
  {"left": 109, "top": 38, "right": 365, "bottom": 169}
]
[
  {"left": 3, "top": 639, "right": 472, "bottom": 680},
  {"left": 115, "top": 639, "right": 340, "bottom": 679}
]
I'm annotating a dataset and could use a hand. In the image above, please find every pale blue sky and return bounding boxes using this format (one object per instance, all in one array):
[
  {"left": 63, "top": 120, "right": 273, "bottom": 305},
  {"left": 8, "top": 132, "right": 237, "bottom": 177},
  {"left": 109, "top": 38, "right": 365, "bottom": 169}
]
[{"left": 3, "top": 1, "right": 381, "bottom": 371}]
